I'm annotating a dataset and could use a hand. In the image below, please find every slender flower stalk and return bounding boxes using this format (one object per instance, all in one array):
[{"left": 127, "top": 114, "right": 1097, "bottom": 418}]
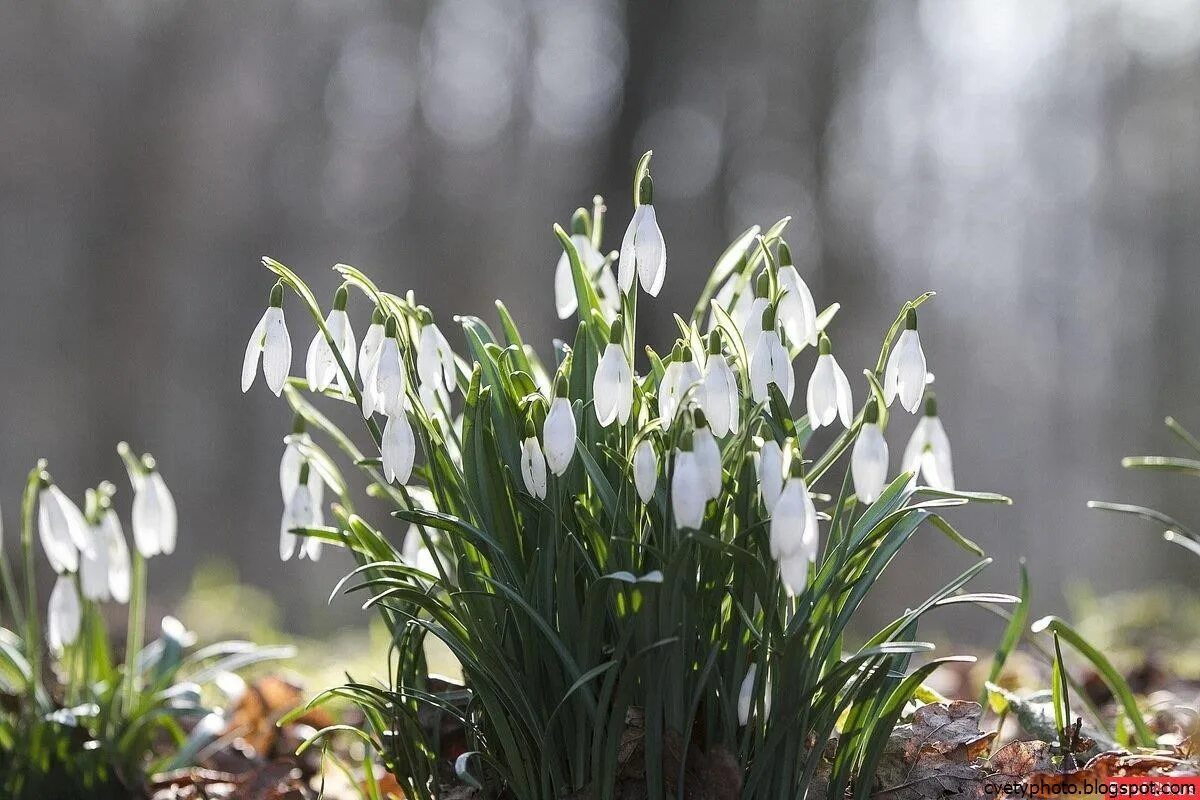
[
  {"left": 543, "top": 377, "right": 577, "bottom": 476},
  {"left": 806, "top": 333, "right": 853, "bottom": 429},
  {"left": 241, "top": 282, "right": 292, "bottom": 396},
  {"left": 750, "top": 303, "right": 794, "bottom": 403},
  {"left": 850, "top": 400, "right": 889, "bottom": 503},
  {"left": 618, "top": 175, "right": 666, "bottom": 297},
  {"left": 902, "top": 393, "right": 955, "bottom": 490},
  {"left": 593, "top": 319, "right": 633, "bottom": 427},
  {"left": 884, "top": 308, "right": 928, "bottom": 413},
  {"left": 305, "top": 285, "right": 357, "bottom": 395}
]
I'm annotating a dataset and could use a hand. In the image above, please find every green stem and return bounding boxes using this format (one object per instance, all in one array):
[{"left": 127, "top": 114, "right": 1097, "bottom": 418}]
[{"left": 123, "top": 550, "right": 147, "bottom": 715}]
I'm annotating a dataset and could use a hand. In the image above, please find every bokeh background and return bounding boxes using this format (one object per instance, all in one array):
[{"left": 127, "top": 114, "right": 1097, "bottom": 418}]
[{"left": 2, "top": 0, "right": 1198, "bottom": 643}]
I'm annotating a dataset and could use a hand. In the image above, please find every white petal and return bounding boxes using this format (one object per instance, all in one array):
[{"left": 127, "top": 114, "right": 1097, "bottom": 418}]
[
  {"left": 618, "top": 209, "right": 640, "bottom": 293},
  {"left": 770, "top": 479, "right": 809, "bottom": 560},
  {"left": 738, "top": 664, "right": 758, "bottom": 726},
  {"left": 757, "top": 441, "right": 784, "bottom": 513},
  {"left": 635, "top": 205, "right": 667, "bottom": 296},
  {"left": 382, "top": 413, "right": 416, "bottom": 484},
  {"left": 555, "top": 251, "right": 578, "bottom": 319},
  {"left": 279, "top": 438, "right": 305, "bottom": 501},
  {"left": 671, "top": 451, "right": 707, "bottom": 529},
  {"left": 633, "top": 441, "right": 658, "bottom": 504},
  {"left": 38, "top": 489, "right": 78, "bottom": 574},
  {"left": 305, "top": 329, "right": 328, "bottom": 392},
  {"left": 131, "top": 478, "right": 162, "bottom": 558},
  {"left": 330, "top": 309, "right": 357, "bottom": 393},
  {"left": 241, "top": 312, "right": 268, "bottom": 393},
  {"left": 417, "top": 325, "right": 455, "bottom": 392},
  {"left": 543, "top": 398, "right": 577, "bottom": 476},
  {"left": 741, "top": 298, "right": 769, "bottom": 356},
  {"left": 901, "top": 417, "right": 932, "bottom": 477},
  {"left": 358, "top": 323, "right": 385, "bottom": 385},
  {"left": 593, "top": 345, "right": 625, "bottom": 427},
  {"left": 279, "top": 484, "right": 312, "bottom": 561},
  {"left": 898, "top": 332, "right": 927, "bottom": 414},
  {"left": 777, "top": 266, "right": 818, "bottom": 347},
  {"left": 851, "top": 423, "right": 889, "bottom": 504},
  {"left": 779, "top": 554, "right": 809, "bottom": 596},
  {"left": 151, "top": 473, "right": 177, "bottom": 555},
  {"left": 924, "top": 417, "right": 955, "bottom": 490},
  {"left": 47, "top": 575, "right": 81, "bottom": 651},
  {"left": 103, "top": 512, "right": 131, "bottom": 604},
  {"left": 694, "top": 429, "right": 722, "bottom": 500},
  {"left": 374, "top": 339, "right": 407, "bottom": 418},
  {"left": 56, "top": 486, "right": 93, "bottom": 558},
  {"left": 80, "top": 524, "right": 110, "bottom": 601},
  {"left": 806, "top": 355, "right": 837, "bottom": 428},
  {"left": 832, "top": 357, "right": 854, "bottom": 428},
  {"left": 261, "top": 307, "right": 292, "bottom": 396},
  {"left": 702, "top": 359, "right": 736, "bottom": 437}
]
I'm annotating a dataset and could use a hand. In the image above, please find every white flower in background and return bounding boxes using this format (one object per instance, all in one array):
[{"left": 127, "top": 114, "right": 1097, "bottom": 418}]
[
  {"left": 772, "top": 471, "right": 819, "bottom": 596},
  {"left": 618, "top": 175, "right": 666, "bottom": 297},
  {"left": 38, "top": 484, "right": 88, "bottom": 574},
  {"left": 737, "top": 664, "right": 771, "bottom": 725},
  {"left": 543, "top": 381, "right": 577, "bottom": 476},
  {"left": 851, "top": 401, "right": 889, "bottom": 504},
  {"left": 280, "top": 425, "right": 325, "bottom": 510},
  {"left": 700, "top": 333, "right": 739, "bottom": 437},
  {"left": 692, "top": 414, "right": 723, "bottom": 500},
  {"left": 241, "top": 282, "right": 292, "bottom": 396},
  {"left": 884, "top": 309, "right": 928, "bottom": 414},
  {"left": 750, "top": 305, "right": 794, "bottom": 403},
  {"left": 902, "top": 394, "right": 954, "bottom": 490},
  {"left": 671, "top": 448, "right": 707, "bottom": 529},
  {"left": 776, "top": 243, "right": 818, "bottom": 348},
  {"left": 730, "top": 281, "right": 757, "bottom": 331},
  {"left": 658, "top": 347, "right": 702, "bottom": 429},
  {"left": 357, "top": 307, "right": 386, "bottom": 385},
  {"left": 369, "top": 317, "right": 407, "bottom": 419},
  {"left": 633, "top": 439, "right": 658, "bottom": 504},
  {"left": 756, "top": 439, "right": 785, "bottom": 513},
  {"left": 595, "top": 263, "right": 621, "bottom": 322},
  {"left": 519, "top": 432, "right": 548, "bottom": 499},
  {"left": 280, "top": 463, "right": 319, "bottom": 561},
  {"left": 806, "top": 334, "right": 853, "bottom": 430},
  {"left": 593, "top": 320, "right": 633, "bottom": 427},
  {"left": 132, "top": 468, "right": 177, "bottom": 558},
  {"left": 80, "top": 521, "right": 110, "bottom": 602},
  {"left": 417, "top": 313, "right": 457, "bottom": 395},
  {"left": 739, "top": 274, "right": 772, "bottom": 355},
  {"left": 47, "top": 575, "right": 81, "bottom": 652},
  {"left": 382, "top": 412, "right": 416, "bottom": 485},
  {"left": 99, "top": 509, "right": 131, "bottom": 604},
  {"left": 305, "top": 286, "right": 357, "bottom": 395},
  {"left": 555, "top": 230, "right": 605, "bottom": 319}
]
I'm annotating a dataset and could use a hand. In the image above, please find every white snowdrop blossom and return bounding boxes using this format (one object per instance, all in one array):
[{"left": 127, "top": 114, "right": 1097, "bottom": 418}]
[
  {"left": 633, "top": 439, "right": 658, "bottom": 504},
  {"left": 38, "top": 484, "right": 88, "bottom": 574},
  {"left": 658, "top": 349, "right": 702, "bottom": 429},
  {"left": 99, "top": 510, "right": 131, "bottom": 604},
  {"left": 280, "top": 464, "right": 319, "bottom": 561},
  {"left": 543, "top": 388, "right": 577, "bottom": 477},
  {"left": 417, "top": 315, "right": 457, "bottom": 395},
  {"left": 132, "top": 470, "right": 177, "bottom": 558},
  {"left": 47, "top": 574, "right": 81, "bottom": 652},
  {"left": 280, "top": 430, "right": 325, "bottom": 511},
  {"left": 757, "top": 439, "right": 785, "bottom": 514},
  {"left": 555, "top": 232, "right": 605, "bottom": 319},
  {"left": 382, "top": 412, "right": 417, "bottom": 485},
  {"left": 776, "top": 249, "right": 818, "bottom": 348},
  {"left": 902, "top": 396, "right": 954, "bottom": 490},
  {"left": 520, "top": 435, "right": 548, "bottom": 499},
  {"left": 357, "top": 308, "right": 386, "bottom": 387},
  {"left": 738, "top": 664, "right": 771, "bottom": 726},
  {"left": 771, "top": 474, "right": 819, "bottom": 595},
  {"left": 692, "top": 420, "right": 722, "bottom": 500},
  {"left": 700, "top": 336, "right": 740, "bottom": 437},
  {"left": 241, "top": 283, "right": 292, "bottom": 396},
  {"left": 750, "top": 305, "right": 794, "bottom": 403},
  {"left": 80, "top": 522, "right": 110, "bottom": 602},
  {"left": 593, "top": 321, "right": 633, "bottom": 427},
  {"left": 368, "top": 319, "right": 407, "bottom": 419},
  {"left": 851, "top": 402, "right": 889, "bottom": 503},
  {"left": 305, "top": 287, "right": 357, "bottom": 394},
  {"left": 618, "top": 176, "right": 666, "bottom": 297},
  {"left": 884, "top": 310, "right": 928, "bottom": 414},
  {"left": 806, "top": 335, "right": 853, "bottom": 430},
  {"left": 671, "top": 449, "right": 707, "bottom": 529}
]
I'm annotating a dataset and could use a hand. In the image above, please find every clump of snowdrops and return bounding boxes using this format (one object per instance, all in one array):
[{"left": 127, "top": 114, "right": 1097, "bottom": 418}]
[
  {"left": 247, "top": 152, "right": 1012, "bottom": 799},
  {"left": 0, "top": 445, "right": 292, "bottom": 799}
]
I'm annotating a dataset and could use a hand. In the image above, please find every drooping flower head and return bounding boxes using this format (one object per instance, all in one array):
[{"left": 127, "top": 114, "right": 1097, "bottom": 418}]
[
  {"left": 618, "top": 174, "right": 666, "bottom": 297},
  {"left": 305, "top": 285, "right": 358, "bottom": 395},
  {"left": 692, "top": 410, "right": 723, "bottom": 501},
  {"left": 884, "top": 308, "right": 928, "bottom": 414},
  {"left": 806, "top": 333, "right": 853, "bottom": 430},
  {"left": 519, "top": 418, "right": 549, "bottom": 500},
  {"left": 757, "top": 433, "right": 786, "bottom": 514},
  {"left": 750, "top": 302, "right": 794, "bottom": 404},
  {"left": 593, "top": 318, "right": 633, "bottom": 427},
  {"left": 633, "top": 437, "right": 659, "bottom": 505},
  {"left": 369, "top": 315, "right": 407, "bottom": 420},
  {"left": 556, "top": 208, "right": 607, "bottom": 319},
  {"left": 130, "top": 455, "right": 177, "bottom": 558},
  {"left": 543, "top": 375, "right": 577, "bottom": 477},
  {"left": 671, "top": 432, "right": 707, "bottom": 530},
  {"left": 700, "top": 330, "right": 740, "bottom": 438},
  {"left": 851, "top": 399, "right": 889, "bottom": 504},
  {"left": 416, "top": 308, "right": 458, "bottom": 396},
  {"left": 740, "top": 272, "right": 772, "bottom": 356},
  {"left": 902, "top": 392, "right": 954, "bottom": 490},
  {"left": 280, "top": 461, "right": 320, "bottom": 561},
  {"left": 771, "top": 460, "right": 819, "bottom": 596},
  {"left": 242, "top": 282, "right": 292, "bottom": 396},
  {"left": 47, "top": 574, "right": 81, "bottom": 653},
  {"left": 358, "top": 306, "right": 386, "bottom": 389},
  {"left": 38, "top": 480, "right": 88, "bottom": 574},
  {"left": 658, "top": 343, "right": 702, "bottom": 429},
  {"left": 776, "top": 240, "right": 818, "bottom": 349}
]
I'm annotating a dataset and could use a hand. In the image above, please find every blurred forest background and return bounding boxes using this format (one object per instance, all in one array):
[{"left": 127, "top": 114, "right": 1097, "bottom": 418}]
[{"left": 2, "top": 0, "right": 1199, "bottom": 642}]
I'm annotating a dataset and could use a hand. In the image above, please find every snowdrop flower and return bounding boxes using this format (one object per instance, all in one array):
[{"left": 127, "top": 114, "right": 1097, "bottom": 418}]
[
  {"left": 99, "top": 509, "right": 131, "bottom": 604},
  {"left": 48, "top": 575, "right": 81, "bottom": 652},
  {"left": 750, "top": 304, "right": 794, "bottom": 404},
  {"left": 241, "top": 282, "right": 292, "bottom": 396},
  {"left": 884, "top": 309, "right": 928, "bottom": 414},
  {"left": 593, "top": 319, "right": 633, "bottom": 427},
  {"left": 131, "top": 466, "right": 177, "bottom": 558},
  {"left": 851, "top": 400, "right": 889, "bottom": 504},
  {"left": 692, "top": 411, "right": 723, "bottom": 500},
  {"left": 382, "top": 411, "right": 417, "bottom": 485},
  {"left": 555, "top": 216, "right": 605, "bottom": 319},
  {"left": 658, "top": 345, "right": 702, "bottom": 429},
  {"left": 543, "top": 378, "right": 577, "bottom": 477},
  {"left": 902, "top": 393, "right": 955, "bottom": 490},
  {"left": 280, "top": 463, "right": 319, "bottom": 561},
  {"left": 595, "top": 262, "right": 621, "bottom": 322},
  {"left": 737, "top": 664, "right": 771, "bottom": 726},
  {"left": 519, "top": 425, "right": 548, "bottom": 499},
  {"left": 38, "top": 483, "right": 88, "bottom": 574},
  {"left": 633, "top": 439, "right": 658, "bottom": 504},
  {"left": 305, "top": 285, "right": 357, "bottom": 395},
  {"left": 806, "top": 334, "right": 853, "bottom": 430},
  {"left": 740, "top": 273, "right": 772, "bottom": 356},
  {"left": 671, "top": 444, "right": 707, "bottom": 530},
  {"left": 700, "top": 331, "right": 740, "bottom": 437},
  {"left": 756, "top": 438, "right": 785, "bottom": 514},
  {"left": 80, "top": 520, "right": 110, "bottom": 602},
  {"left": 357, "top": 306, "right": 386, "bottom": 386},
  {"left": 417, "top": 311, "right": 457, "bottom": 395},
  {"left": 776, "top": 242, "right": 818, "bottom": 348},
  {"left": 280, "top": 418, "right": 325, "bottom": 509},
  {"left": 772, "top": 467, "right": 819, "bottom": 595},
  {"left": 368, "top": 317, "right": 407, "bottom": 419},
  {"left": 618, "top": 175, "right": 666, "bottom": 297}
]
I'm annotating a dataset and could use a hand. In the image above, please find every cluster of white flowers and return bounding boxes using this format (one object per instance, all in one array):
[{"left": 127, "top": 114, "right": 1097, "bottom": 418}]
[
  {"left": 243, "top": 161, "right": 956, "bottom": 596},
  {"left": 36, "top": 449, "right": 175, "bottom": 652}
]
